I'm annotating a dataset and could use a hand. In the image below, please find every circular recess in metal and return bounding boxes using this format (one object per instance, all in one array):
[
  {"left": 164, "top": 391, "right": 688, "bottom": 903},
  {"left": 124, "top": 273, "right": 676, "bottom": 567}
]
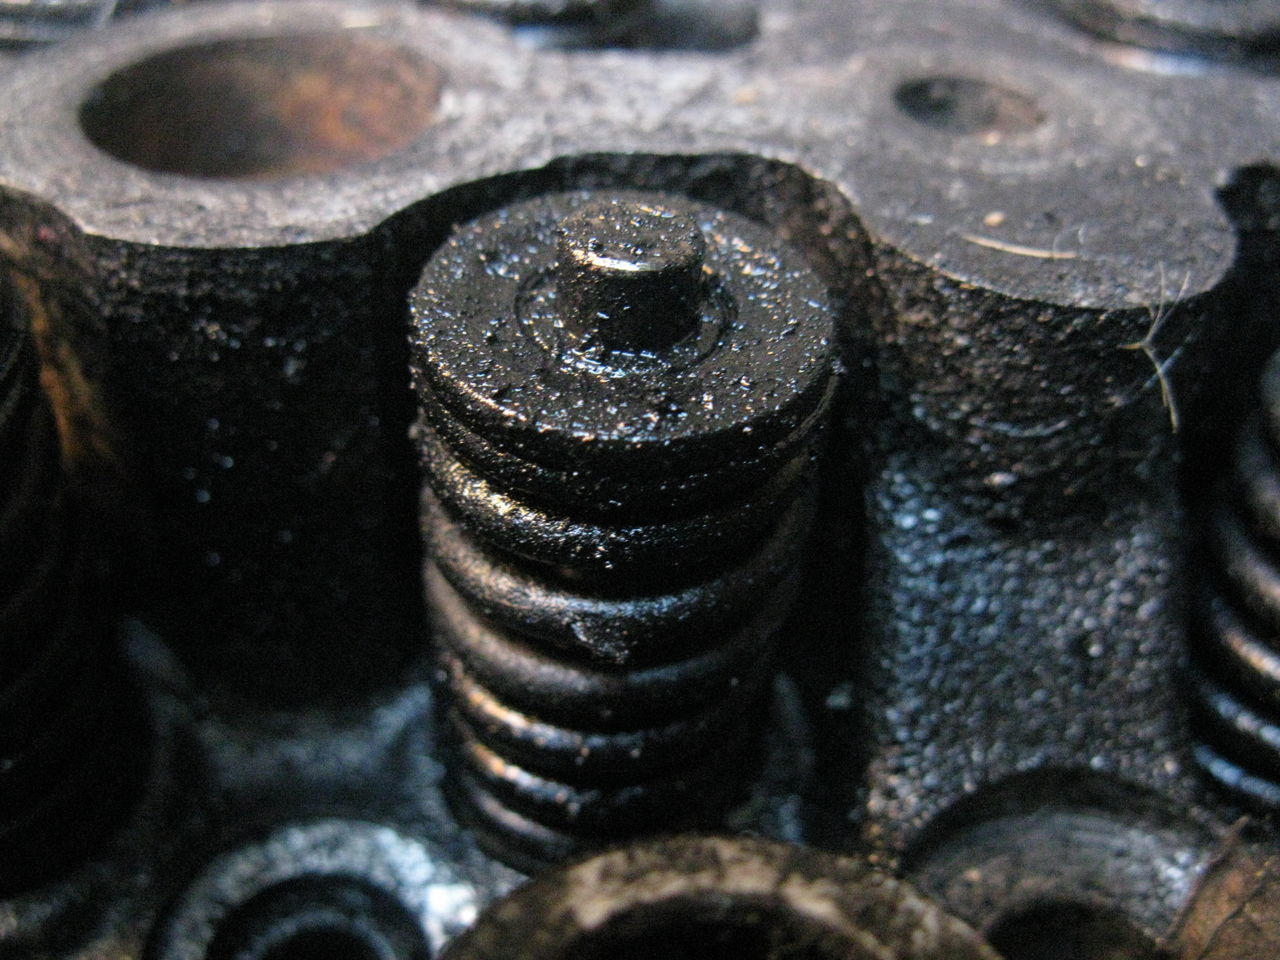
[
  {"left": 893, "top": 75, "right": 1046, "bottom": 136},
  {"left": 204, "top": 875, "right": 430, "bottom": 960},
  {"left": 442, "top": 835, "right": 1003, "bottom": 960},
  {"left": 79, "top": 32, "right": 443, "bottom": 180},
  {"left": 147, "top": 820, "right": 479, "bottom": 960}
]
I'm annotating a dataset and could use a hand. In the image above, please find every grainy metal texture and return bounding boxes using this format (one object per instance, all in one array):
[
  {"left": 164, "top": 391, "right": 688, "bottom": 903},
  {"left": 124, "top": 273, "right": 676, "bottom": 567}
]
[{"left": 411, "top": 191, "right": 835, "bottom": 870}]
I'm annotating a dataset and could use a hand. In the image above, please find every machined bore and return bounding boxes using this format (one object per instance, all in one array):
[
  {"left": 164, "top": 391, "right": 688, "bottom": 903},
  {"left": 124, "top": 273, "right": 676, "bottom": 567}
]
[{"left": 442, "top": 835, "right": 1003, "bottom": 960}]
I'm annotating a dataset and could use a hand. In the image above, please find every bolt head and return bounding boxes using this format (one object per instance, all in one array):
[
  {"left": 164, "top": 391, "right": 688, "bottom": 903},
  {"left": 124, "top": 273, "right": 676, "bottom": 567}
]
[{"left": 556, "top": 200, "right": 707, "bottom": 355}]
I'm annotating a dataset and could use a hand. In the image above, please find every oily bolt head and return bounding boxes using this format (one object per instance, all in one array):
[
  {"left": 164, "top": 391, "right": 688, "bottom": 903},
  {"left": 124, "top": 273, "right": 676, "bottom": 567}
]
[
  {"left": 555, "top": 198, "right": 708, "bottom": 355},
  {"left": 409, "top": 190, "right": 835, "bottom": 482},
  {"left": 426, "top": 488, "right": 811, "bottom": 667}
]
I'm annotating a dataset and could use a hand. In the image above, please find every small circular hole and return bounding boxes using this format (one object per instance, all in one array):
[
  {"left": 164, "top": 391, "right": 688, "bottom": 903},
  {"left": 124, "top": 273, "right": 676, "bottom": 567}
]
[
  {"left": 79, "top": 33, "right": 442, "bottom": 179},
  {"left": 894, "top": 75, "right": 1044, "bottom": 136},
  {"left": 987, "top": 903, "right": 1165, "bottom": 960}
]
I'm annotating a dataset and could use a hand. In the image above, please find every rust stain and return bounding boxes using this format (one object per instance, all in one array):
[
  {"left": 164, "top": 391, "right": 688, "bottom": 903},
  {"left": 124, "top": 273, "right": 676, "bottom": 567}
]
[{"left": 6, "top": 261, "right": 124, "bottom": 480}]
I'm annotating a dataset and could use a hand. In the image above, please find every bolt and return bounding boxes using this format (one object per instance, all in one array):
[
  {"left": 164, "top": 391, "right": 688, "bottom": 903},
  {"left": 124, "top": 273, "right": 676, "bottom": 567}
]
[
  {"left": 410, "top": 190, "right": 836, "bottom": 871},
  {"left": 556, "top": 200, "right": 707, "bottom": 354}
]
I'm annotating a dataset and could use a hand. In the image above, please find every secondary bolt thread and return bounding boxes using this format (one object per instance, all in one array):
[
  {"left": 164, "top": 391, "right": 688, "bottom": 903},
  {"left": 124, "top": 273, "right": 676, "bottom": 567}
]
[
  {"left": 410, "top": 192, "right": 835, "bottom": 870},
  {"left": 1189, "top": 348, "right": 1280, "bottom": 810},
  {"left": 0, "top": 285, "right": 142, "bottom": 896}
]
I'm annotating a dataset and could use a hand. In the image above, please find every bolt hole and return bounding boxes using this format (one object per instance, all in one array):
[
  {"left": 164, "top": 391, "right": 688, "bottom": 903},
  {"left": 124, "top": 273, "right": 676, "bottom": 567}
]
[
  {"left": 987, "top": 903, "right": 1166, "bottom": 960},
  {"left": 79, "top": 33, "right": 442, "bottom": 179},
  {"left": 894, "top": 75, "right": 1044, "bottom": 136}
]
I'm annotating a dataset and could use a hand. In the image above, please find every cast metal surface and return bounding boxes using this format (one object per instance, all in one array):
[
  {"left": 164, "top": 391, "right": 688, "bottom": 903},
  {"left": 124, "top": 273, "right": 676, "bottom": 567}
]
[{"left": 0, "top": 0, "right": 1275, "bottom": 956}]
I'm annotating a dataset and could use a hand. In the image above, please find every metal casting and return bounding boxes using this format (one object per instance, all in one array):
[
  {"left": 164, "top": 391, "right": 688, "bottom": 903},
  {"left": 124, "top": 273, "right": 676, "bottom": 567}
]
[{"left": 0, "top": 0, "right": 1275, "bottom": 956}]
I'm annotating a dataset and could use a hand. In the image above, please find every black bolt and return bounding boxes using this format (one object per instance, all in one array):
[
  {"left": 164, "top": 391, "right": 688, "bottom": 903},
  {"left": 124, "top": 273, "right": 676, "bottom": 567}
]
[
  {"left": 556, "top": 200, "right": 707, "bottom": 355},
  {"left": 410, "top": 190, "right": 836, "bottom": 871}
]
